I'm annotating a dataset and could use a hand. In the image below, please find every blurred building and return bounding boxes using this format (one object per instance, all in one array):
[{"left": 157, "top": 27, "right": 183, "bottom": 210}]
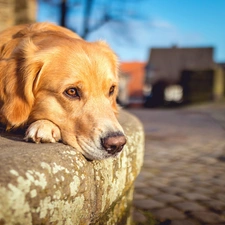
[
  {"left": 215, "top": 63, "right": 225, "bottom": 100},
  {"left": 146, "top": 47, "right": 215, "bottom": 85},
  {"left": 119, "top": 62, "right": 146, "bottom": 107},
  {"left": 0, "top": 0, "right": 36, "bottom": 32},
  {"left": 144, "top": 46, "right": 225, "bottom": 107}
]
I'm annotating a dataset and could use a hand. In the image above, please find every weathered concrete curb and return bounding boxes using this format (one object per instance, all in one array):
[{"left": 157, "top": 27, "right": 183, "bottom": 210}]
[{"left": 0, "top": 110, "right": 144, "bottom": 225}]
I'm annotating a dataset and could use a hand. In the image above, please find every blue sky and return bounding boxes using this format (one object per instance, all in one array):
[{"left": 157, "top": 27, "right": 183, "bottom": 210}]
[{"left": 37, "top": 0, "right": 225, "bottom": 63}]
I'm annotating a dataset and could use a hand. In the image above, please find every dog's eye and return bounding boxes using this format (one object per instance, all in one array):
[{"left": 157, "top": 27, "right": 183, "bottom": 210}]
[
  {"left": 64, "top": 88, "right": 80, "bottom": 99},
  {"left": 109, "top": 85, "right": 115, "bottom": 96}
]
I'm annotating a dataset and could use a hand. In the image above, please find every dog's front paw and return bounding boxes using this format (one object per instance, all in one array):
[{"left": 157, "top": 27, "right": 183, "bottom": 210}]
[{"left": 24, "top": 120, "right": 61, "bottom": 143}]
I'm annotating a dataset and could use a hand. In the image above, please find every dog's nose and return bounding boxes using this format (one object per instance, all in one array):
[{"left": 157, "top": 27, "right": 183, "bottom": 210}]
[{"left": 101, "top": 133, "right": 126, "bottom": 154}]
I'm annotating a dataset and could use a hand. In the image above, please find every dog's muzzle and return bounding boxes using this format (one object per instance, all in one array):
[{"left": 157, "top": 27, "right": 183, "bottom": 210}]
[{"left": 101, "top": 132, "right": 126, "bottom": 155}]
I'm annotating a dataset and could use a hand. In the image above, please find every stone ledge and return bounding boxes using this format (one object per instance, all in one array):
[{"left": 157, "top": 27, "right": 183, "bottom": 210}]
[{"left": 0, "top": 110, "right": 144, "bottom": 225}]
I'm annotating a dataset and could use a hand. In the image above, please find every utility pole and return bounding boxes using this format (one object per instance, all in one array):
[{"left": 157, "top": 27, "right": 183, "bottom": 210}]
[
  {"left": 60, "top": 0, "right": 66, "bottom": 27},
  {"left": 83, "top": 0, "right": 93, "bottom": 39}
]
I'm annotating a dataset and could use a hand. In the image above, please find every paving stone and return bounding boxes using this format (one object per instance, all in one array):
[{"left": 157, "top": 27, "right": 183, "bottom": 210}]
[
  {"left": 174, "top": 201, "right": 206, "bottom": 212},
  {"left": 138, "top": 170, "right": 156, "bottom": 179},
  {"left": 133, "top": 193, "right": 146, "bottom": 200},
  {"left": 169, "top": 181, "right": 194, "bottom": 189},
  {"left": 201, "top": 200, "right": 225, "bottom": 212},
  {"left": 152, "top": 207, "right": 186, "bottom": 220},
  {"left": 170, "top": 177, "right": 192, "bottom": 183},
  {"left": 191, "top": 180, "right": 212, "bottom": 188},
  {"left": 135, "top": 187, "right": 160, "bottom": 196},
  {"left": 133, "top": 198, "right": 165, "bottom": 210},
  {"left": 152, "top": 176, "right": 171, "bottom": 185},
  {"left": 181, "top": 192, "right": 210, "bottom": 201},
  {"left": 133, "top": 181, "right": 149, "bottom": 188},
  {"left": 198, "top": 156, "right": 218, "bottom": 164},
  {"left": 160, "top": 186, "right": 188, "bottom": 195},
  {"left": 213, "top": 185, "right": 225, "bottom": 193},
  {"left": 132, "top": 209, "right": 147, "bottom": 223},
  {"left": 191, "top": 186, "right": 214, "bottom": 195},
  {"left": 153, "top": 193, "right": 183, "bottom": 204},
  {"left": 148, "top": 179, "right": 168, "bottom": 188},
  {"left": 215, "top": 193, "right": 225, "bottom": 202},
  {"left": 135, "top": 174, "right": 149, "bottom": 183},
  {"left": 212, "top": 178, "right": 225, "bottom": 186},
  {"left": 170, "top": 219, "right": 198, "bottom": 225},
  {"left": 190, "top": 211, "right": 225, "bottom": 224},
  {"left": 207, "top": 224, "right": 225, "bottom": 225}
]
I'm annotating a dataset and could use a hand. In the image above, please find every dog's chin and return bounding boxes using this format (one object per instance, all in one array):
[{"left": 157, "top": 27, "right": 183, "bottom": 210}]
[
  {"left": 77, "top": 144, "right": 120, "bottom": 161},
  {"left": 61, "top": 135, "right": 119, "bottom": 161},
  {"left": 82, "top": 150, "right": 120, "bottom": 161}
]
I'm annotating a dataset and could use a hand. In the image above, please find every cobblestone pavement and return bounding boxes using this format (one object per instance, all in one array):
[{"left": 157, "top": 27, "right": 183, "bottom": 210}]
[{"left": 128, "top": 102, "right": 225, "bottom": 225}]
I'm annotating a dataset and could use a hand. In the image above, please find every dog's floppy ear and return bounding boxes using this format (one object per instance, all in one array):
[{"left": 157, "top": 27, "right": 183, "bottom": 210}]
[{"left": 0, "top": 38, "right": 43, "bottom": 129}]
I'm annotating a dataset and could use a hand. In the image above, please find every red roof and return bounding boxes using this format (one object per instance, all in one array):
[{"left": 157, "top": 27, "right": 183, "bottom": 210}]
[{"left": 120, "top": 62, "right": 146, "bottom": 97}]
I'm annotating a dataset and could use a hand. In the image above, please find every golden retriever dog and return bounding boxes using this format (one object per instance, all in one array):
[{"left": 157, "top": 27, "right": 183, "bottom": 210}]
[{"left": 0, "top": 22, "right": 126, "bottom": 160}]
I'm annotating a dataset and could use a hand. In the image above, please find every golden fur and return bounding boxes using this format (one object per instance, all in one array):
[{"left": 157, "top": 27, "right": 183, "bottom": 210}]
[{"left": 0, "top": 22, "right": 126, "bottom": 160}]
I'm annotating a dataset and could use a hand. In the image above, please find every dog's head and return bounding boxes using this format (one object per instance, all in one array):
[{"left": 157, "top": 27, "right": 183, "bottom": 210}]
[{"left": 1, "top": 31, "right": 126, "bottom": 160}]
